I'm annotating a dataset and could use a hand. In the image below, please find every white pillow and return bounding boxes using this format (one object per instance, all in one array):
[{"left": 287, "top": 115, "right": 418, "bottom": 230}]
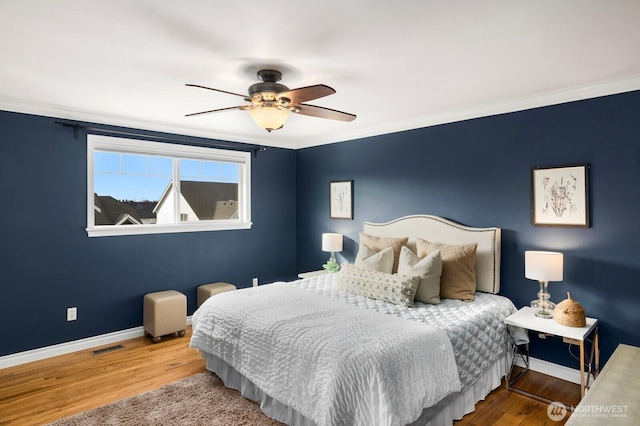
[
  {"left": 338, "top": 263, "right": 419, "bottom": 307},
  {"left": 397, "top": 246, "right": 442, "bottom": 304},
  {"left": 354, "top": 244, "right": 394, "bottom": 273}
]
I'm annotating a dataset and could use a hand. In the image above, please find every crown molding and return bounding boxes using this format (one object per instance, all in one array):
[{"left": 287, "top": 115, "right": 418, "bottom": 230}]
[
  {"left": 0, "top": 97, "right": 296, "bottom": 149},
  {"left": 2, "top": 75, "right": 639, "bottom": 150},
  {"left": 294, "top": 75, "right": 640, "bottom": 149}
]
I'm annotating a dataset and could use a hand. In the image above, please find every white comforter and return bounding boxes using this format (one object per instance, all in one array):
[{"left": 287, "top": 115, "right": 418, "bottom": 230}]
[{"left": 191, "top": 282, "right": 462, "bottom": 426}]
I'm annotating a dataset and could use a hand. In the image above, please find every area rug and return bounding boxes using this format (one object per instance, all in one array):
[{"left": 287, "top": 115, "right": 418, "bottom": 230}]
[{"left": 46, "top": 372, "right": 284, "bottom": 426}]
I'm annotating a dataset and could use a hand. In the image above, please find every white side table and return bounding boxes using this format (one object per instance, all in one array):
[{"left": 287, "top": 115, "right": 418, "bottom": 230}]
[
  {"left": 504, "top": 306, "right": 599, "bottom": 402},
  {"left": 297, "top": 270, "right": 329, "bottom": 279}
]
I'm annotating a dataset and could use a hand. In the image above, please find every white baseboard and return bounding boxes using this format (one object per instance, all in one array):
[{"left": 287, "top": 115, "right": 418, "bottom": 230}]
[
  {"left": 515, "top": 355, "right": 582, "bottom": 384},
  {"left": 0, "top": 317, "right": 192, "bottom": 370}
]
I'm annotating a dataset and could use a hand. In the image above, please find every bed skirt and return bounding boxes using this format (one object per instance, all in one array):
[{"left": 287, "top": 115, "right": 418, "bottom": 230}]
[{"left": 204, "top": 352, "right": 507, "bottom": 426}]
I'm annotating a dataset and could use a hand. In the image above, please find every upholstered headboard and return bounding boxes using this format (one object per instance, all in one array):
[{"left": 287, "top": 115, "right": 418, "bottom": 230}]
[{"left": 362, "top": 215, "right": 501, "bottom": 294}]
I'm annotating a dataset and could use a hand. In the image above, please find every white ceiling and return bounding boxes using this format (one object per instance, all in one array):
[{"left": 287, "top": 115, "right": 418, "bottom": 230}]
[{"left": 1, "top": 1, "right": 640, "bottom": 150}]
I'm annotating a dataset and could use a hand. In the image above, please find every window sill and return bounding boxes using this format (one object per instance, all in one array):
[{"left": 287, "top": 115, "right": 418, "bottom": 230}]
[{"left": 86, "top": 221, "right": 253, "bottom": 237}]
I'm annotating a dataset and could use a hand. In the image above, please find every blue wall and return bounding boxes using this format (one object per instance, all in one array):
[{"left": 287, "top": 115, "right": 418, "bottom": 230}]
[
  {"left": 3, "top": 90, "right": 639, "bottom": 368},
  {"left": 296, "top": 90, "right": 640, "bottom": 368},
  {"left": 0, "top": 111, "right": 297, "bottom": 356}
]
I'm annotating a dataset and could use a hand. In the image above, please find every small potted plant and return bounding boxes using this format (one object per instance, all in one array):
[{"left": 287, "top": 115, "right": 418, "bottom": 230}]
[{"left": 322, "top": 257, "right": 340, "bottom": 273}]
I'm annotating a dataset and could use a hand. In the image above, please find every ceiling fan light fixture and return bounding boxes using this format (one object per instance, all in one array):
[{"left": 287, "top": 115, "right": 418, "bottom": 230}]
[
  {"left": 249, "top": 106, "right": 290, "bottom": 132},
  {"left": 185, "top": 68, "right": 356, "bottom": 128}
]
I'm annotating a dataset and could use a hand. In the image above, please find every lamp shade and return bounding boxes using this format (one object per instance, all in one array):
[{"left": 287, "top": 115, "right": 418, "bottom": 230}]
[
  {"left": 525, "top": 251, "right": 563, "bottom": 282},
  {"left": 322, "top": 233, "right": 343, "bottom": 253},
  {"left": 249, "top": 106, "right": 289, "bottom": 131}
]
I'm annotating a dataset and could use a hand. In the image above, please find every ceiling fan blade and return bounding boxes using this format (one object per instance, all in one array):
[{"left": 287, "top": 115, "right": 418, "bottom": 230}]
[
  {"left": 185, "top": 106, "right": 245, "bottom": 117},
  {"left": 277, "top": 84, "right": 335, "bottom": 104},
  {"left": 185, "top": 84, "right": 247, "bottom": 99},
  {"left": 295, "top": 104, "right": 356, "bottom": 122}
]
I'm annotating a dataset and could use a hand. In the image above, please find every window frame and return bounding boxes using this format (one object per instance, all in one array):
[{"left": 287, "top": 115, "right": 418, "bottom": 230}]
[{"left": 87, "top": 134, "right": 252, "bottom": 237}]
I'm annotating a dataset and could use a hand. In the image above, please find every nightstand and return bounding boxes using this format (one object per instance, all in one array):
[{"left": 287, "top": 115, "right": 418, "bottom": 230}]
[
  {"left": 297, "top": 270, "right": 329, "bottom": 279},
  {"left": 504, "top": 306, "right": 599, "bottom": 403}
]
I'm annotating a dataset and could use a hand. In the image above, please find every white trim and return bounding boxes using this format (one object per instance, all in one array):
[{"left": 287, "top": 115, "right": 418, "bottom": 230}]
[
  {"left": 2, "top": 75, "right": 639, "bottom": 150},
  {"left": 515, "top": 355, "right": 582, "bottom": 385},
  {"left": 87, "top": 220, "right": 252, "bottom": 237},
  {"left": 0, "top": 317, "right": 193, "bottom": 369},
  {"left": 89, "top": 134, "right": 252, "bottom": 161},
  {"left": 295, "top": 75, "right": 640, "bottom": 149},
  {"left": 114, "top": 213, "right": 142, "bottom": 226}
]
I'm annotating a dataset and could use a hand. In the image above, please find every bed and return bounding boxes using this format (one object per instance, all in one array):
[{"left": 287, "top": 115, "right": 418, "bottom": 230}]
[{"left": 191, "top": 215, "right": 516, "bottom": 425}]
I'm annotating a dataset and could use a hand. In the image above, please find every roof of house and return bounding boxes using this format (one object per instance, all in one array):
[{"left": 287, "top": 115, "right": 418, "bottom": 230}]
[
  {"left": 180, "top": 181, "right": 238, "bottom": 220},
  {"left": 130, "top": 201, "right": 156, "bottom": 220},
  {"left": 153, "top": 181, "right": 238, "bottom": 220},
  {"left": 94, "top": 195, "right": 143, "bottom": 225}
]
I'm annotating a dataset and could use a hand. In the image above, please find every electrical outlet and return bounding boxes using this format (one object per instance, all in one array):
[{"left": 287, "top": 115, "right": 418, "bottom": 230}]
[
  {"left": 252, "top": 277, "right": 258, "bottom": 287},
  {"left": 67, "top": 307, "right": 77, "bottom": 321}
]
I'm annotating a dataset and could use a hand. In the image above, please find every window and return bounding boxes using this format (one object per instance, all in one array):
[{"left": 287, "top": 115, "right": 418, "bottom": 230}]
[{"left": 87, "top": 134, "right": 251, "bottom": 237}]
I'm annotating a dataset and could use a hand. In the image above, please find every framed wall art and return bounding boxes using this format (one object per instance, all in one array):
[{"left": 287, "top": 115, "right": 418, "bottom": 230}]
[
  {"left": 330, "top": 180, "right": 353, "bottom": 219},
  {"left": 531, "top": 164, "right": 589, "bottom": 227}
]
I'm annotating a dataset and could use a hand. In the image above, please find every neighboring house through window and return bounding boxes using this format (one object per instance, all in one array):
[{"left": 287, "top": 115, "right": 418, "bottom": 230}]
[
  {"left": 154, "top": 180, "right": 239, "bottom": 223},
  {"left": 87, "top": 134, "right": 251, "bottom": 237}
]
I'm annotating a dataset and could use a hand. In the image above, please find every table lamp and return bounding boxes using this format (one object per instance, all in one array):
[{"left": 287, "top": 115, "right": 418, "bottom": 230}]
[
  {"left": 322, "top": 233, "right": 343, "bottom": 272},
  {"left": 525, "top": 251, "right": 564, "bottom": 319}
]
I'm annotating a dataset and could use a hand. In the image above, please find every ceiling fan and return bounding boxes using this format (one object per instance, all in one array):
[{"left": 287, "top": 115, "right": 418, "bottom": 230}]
[{"left": 185, "top": 69, "right": 356, "bottom": 132}]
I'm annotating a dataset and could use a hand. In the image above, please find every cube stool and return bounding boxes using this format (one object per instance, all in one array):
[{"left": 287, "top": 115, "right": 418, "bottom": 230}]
[
  {"left": 197, "top": 282, "right": 237, "bottom": 307},
  {"left": 143, "top": 290, "right": 187, "bottom": 343}
]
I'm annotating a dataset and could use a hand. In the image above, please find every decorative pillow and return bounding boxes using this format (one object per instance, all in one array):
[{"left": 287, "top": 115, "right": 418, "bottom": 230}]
[
  {"left": 397, "top": 246, "right": 442, "bottom": 304},
  {"left": 338, "top": 263, "right": 419, "bottom": 307},
  {"left": 416, "top": 238, "right": 478, "bottom": 302},
  {"left": 354, "top": 244, "right": 394, "bottom": 273},
  {"left": 359, "top": 232, "right": 409, "bottom": 273}
]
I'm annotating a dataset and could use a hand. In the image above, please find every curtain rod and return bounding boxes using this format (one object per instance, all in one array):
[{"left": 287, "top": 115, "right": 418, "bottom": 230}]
[{"left": 54, "top": 120, "right": 267, "bottom": 157}]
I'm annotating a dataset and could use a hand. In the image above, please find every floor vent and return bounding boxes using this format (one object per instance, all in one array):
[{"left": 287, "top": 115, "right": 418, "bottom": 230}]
[{"left": 91, "top": 344, "right": 125, "bottom": 356}]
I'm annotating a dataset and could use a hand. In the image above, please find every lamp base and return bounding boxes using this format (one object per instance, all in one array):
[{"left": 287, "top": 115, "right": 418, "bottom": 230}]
[
  {"left": 530, "top": 299, "right": 556, "bottom": 318},
  {"left": 531, "top": 280, "right": 556, "bottom": 319}
]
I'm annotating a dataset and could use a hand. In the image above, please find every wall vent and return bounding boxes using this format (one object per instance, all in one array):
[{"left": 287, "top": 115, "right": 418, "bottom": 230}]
[{"left": 91, "top": 344, "right": 125, "bottom": 356}]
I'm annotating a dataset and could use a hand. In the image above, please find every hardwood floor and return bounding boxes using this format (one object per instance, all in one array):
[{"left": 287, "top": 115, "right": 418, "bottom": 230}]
[
  {"left": 0, "top": 328, "right": 206, "bottom": 425},
  {"left": 456, "top": 367, "right": 580, "bottom": 426},
  {"left": 0, "top": 328, "right": 580, "bottom": 425}
]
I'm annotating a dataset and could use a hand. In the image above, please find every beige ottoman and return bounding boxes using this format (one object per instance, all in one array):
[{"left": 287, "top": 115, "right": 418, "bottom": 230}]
[
  {"left": 143, "top": 290, "right": 187, "bottom": 343},
  {"left": 197, "top": 282, "right": 237, "bottom": 307}
]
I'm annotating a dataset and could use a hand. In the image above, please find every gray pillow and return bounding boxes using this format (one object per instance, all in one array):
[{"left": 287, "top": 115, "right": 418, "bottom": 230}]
[{"left": 338, "top": 263, "right": 419, "bottom": 307}]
